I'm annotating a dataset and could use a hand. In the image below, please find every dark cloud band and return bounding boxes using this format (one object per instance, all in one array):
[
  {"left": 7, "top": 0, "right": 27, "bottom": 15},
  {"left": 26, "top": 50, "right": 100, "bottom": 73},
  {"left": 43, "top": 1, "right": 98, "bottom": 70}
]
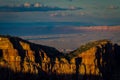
[{"left": 0, "top": 6, "right": 82, "bottom": 12}]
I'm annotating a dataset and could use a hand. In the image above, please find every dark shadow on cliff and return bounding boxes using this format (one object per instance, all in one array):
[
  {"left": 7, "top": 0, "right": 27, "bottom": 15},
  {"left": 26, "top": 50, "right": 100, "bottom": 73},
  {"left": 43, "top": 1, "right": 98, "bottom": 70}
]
[
  {"left": 75, "top": 57, "right": 82, "bottom": 80},
  {"left": 95, "top": 42, "right": 120, "bottom": 80},
  {"left": 114, "top": 44, "right": 120, "bottom": 79},
  {"left": 9, "top": 37, "right": 26, "bottom": 71},
  {"left": 0, "top": 49, "right": 3, "bottom": 58},
  {"left": 8, "top": 36, "right": 63, "bottom": 58},
  {"left": 114, "top": 44, "right": 120, "bottom": 66},
  {"left": 0, "top": 66, "right": 49, "bottom": 80},
  {"left": 8, "top": 36, "right": 64, "bottom": 68},
  {"left": 0, "top": 65, "right": 104, "bottom": 80}
]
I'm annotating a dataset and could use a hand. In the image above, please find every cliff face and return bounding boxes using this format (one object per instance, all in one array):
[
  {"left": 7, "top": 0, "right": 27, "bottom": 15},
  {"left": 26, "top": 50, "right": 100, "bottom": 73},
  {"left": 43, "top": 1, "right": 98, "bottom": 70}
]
[
  {"left": 0, "top": 35, "right": 120, "bottom": 80},
  {"left": 0, "top": 35, "right": 61, "bottom": 72}
]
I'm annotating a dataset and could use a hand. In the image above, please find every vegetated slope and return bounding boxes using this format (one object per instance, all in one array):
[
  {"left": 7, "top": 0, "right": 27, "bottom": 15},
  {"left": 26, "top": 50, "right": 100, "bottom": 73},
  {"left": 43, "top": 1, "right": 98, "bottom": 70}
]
[
  {"left": 67, "top": 39, "right": 111, "bottom": 59},
  {"left": 0, "top": 35, "right": 120, "bottom": 80}
]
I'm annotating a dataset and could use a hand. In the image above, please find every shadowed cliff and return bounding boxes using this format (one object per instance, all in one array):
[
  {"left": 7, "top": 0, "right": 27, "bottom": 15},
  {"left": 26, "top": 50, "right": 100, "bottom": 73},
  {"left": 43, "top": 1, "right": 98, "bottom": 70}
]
[{"left": 0, "top": 35, "right": 120, "bottom": 80}]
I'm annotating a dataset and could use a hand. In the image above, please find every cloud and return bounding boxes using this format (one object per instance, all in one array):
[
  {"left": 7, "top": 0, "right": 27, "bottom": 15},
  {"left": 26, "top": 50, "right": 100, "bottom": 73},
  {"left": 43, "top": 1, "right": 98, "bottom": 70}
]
[
  {"left": 50, "top": 12, "right": 71, "bottom": 17},
  {"left": 34, "top": 2, "right": 42, "bottom": 8},
  {"left": 24, "top": 2, "right": 31, "bottom": 8},
  {"left": 0, "top": 3, "right": 82, "bottom": 12},
  {"left": 68, "top": 6, "right": 82, "bottom": 10},
  {"left": 108, "top": 5, "right": 119, "bottom": 9}
]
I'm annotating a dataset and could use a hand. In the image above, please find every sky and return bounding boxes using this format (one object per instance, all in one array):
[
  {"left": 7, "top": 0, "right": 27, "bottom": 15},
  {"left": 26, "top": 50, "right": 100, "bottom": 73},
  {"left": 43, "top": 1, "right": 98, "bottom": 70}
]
[
  {"left": 0, "top": 0, "right": 120, "bottom": 25},
  {"left": 0, "top": 0, "right": 120, "bottom": 50}
]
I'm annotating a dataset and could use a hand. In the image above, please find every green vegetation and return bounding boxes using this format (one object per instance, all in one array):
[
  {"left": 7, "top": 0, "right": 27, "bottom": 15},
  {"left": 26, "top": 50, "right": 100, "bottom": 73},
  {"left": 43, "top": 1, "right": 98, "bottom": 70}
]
[{"left": 67, "top": 39, "right": 110, "bottom": 59}]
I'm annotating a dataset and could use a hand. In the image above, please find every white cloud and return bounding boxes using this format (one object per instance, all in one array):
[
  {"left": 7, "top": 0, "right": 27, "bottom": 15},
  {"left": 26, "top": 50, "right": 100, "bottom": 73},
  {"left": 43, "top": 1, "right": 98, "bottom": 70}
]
[
  {"left": 24, "top": 2, "right": 31, "bottom": 7},
  {"left": 34, "top": 3, "right": 42, "bottom": 7}
]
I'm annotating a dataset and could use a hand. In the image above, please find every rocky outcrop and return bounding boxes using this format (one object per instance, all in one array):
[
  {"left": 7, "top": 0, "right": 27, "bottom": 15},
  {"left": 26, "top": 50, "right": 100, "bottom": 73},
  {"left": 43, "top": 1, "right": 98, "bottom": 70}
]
[
  {"left": 0, "top": 35, "right": 120, "bottom": 80},
  {"left": 0, "top": 35, "right": 63, "bottom": 79}
]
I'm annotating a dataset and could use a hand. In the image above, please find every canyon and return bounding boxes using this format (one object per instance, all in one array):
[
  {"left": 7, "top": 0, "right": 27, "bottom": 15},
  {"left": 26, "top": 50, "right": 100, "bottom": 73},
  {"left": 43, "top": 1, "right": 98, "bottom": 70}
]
[{"left": 0, "top": 35, "right": 120, "bottom": 80}]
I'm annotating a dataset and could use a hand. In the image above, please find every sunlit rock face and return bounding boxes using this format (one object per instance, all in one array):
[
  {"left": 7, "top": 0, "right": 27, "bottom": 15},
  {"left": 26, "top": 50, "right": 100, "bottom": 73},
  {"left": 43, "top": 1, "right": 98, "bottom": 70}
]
[{"left": 0, "top": 35, "right": 120, "bottom": 80}]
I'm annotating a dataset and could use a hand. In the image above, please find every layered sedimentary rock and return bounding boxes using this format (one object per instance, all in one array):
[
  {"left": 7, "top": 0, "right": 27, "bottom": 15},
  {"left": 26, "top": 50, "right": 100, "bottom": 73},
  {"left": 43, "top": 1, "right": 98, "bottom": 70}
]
[{"left": 0, "top": 35, "right": 120, "bottom": 80}]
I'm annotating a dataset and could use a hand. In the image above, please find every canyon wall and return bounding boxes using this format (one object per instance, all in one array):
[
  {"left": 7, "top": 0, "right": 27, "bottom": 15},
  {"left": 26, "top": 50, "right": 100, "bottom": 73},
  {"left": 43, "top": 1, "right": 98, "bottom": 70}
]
[{"left": 0, "top": 35, "right": 120, "bottom": 80}]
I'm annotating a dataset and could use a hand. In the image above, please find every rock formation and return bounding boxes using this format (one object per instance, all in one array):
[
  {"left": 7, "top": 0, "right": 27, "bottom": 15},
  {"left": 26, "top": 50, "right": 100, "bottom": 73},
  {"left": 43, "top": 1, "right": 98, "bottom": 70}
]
[{"left": 0, "top": 35, "right": 120, "bottom": 80}]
